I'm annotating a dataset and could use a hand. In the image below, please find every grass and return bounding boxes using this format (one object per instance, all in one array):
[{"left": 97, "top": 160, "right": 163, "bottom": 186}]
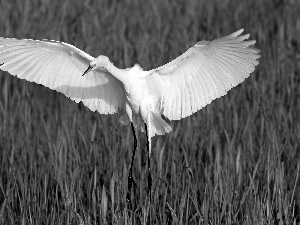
[{"left": 0, "top": 0, "right": 299, "bottom": 224}]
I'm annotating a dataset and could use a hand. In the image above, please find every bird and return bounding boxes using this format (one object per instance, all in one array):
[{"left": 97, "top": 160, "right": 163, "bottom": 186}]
[{"left": 0, "top": 28, "right": 260, "bottom": 198}]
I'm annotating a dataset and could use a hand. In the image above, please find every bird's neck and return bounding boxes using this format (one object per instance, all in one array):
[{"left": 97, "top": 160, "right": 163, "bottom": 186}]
[{"left": 106, "top": 62, "right": 127, "bottom": 84}]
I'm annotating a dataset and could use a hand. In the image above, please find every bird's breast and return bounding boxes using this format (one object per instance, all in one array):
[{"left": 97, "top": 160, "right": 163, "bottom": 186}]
[
  {"left": 124, "top": 78, "right": 155, "bottom": 116},
  {"left": 125, "top": 85, "right": 144, "bottom": 115}
]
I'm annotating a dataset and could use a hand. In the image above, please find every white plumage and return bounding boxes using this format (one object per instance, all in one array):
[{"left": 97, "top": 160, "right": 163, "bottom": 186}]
[{"left": 0, "top": 29, "right": 260, "bottom": 154}]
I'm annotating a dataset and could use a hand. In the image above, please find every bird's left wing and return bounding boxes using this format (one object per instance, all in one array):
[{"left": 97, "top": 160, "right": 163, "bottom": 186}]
[
  {"left": 0, "top": 38, "right": 125, "bottom": 114},
  {"left": 146, "top": 29, "right": 260, "bottom": 120}
]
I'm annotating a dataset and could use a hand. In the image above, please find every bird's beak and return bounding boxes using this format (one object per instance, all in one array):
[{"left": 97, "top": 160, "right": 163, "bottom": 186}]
[{"left": 82, "top": 65, "right": 93, "bottom": 76}]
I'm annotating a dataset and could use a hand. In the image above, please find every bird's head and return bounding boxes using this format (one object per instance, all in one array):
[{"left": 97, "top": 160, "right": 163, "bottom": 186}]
[
  {"left": 93, "top": 55, "right": 110, "bottom": 68},
  {"left": 82, "top": 55, "right": 110, "bottom": 76}
]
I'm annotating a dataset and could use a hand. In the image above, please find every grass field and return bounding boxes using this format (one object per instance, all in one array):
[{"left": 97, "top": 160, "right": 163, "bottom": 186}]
[{"left": 0, "top": 0, "right": 299, "bottom": 224}]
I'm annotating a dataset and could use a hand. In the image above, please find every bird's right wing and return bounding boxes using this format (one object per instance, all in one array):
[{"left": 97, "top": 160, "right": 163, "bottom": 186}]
[
  {"left": 146, "top": 29, "right": 260, "bottom": 120},
  {"left": 0, "top": 38, "right": 125, "bottom": 114}
]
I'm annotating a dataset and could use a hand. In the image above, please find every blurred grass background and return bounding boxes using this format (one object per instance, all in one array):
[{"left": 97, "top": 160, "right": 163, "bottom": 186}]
[{"left": 0, "top": 0, "right": 299, "bottom": 224}]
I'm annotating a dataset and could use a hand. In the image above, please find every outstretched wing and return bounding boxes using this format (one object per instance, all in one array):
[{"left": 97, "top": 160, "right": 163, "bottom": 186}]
[
  {"left": 0, "top": 38, "right": 125, "bottom": 114},
  {"left": 146, "top": 29, "right": 260, "bottom": 120}
]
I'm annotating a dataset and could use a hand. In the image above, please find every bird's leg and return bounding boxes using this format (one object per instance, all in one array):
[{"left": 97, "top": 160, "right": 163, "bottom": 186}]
[
  {"left": 127, "top": 122, "right": 137, "bottom": 202},
  {"left": 144, "top": 122, "right": 152, "bottom": 200}
]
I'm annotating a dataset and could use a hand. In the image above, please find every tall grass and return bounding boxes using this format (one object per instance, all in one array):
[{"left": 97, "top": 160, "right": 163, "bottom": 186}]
[{"left": 0, "top": 0, "right": 299, "bottom": 224}]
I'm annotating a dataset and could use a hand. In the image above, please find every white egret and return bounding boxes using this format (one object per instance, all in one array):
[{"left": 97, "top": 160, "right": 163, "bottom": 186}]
[{"left": 0, "top": 29, "right": 260, "bottom": 197}]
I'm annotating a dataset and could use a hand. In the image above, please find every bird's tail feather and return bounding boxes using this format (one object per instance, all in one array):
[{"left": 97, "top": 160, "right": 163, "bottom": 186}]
[
  {"left": 146, "top": 112, "right": 172, "bottom": 155},
  {"left": 118, "top": 113, "right": 172, "bottom": 138},
  {"left": 118, "top": 114, "right": 130, "bottom": 125},
  {"left": 148, "top": 112, "right": 172, "bottom": 138},
  {"left": 119, "top": 114, "right": 146, "bottom": 132},
  {"left": 132, "top": 115, "right": 145, "bottom": 132}
]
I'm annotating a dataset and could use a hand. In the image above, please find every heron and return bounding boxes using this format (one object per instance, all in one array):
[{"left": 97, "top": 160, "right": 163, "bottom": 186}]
[{"left": 0, "top": 29, "right": 260, "bottom": 198}]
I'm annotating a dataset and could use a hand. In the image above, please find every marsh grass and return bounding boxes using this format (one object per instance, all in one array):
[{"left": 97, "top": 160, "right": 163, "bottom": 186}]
[{"left": 0, "top": 0, "right": 299, "bottom": 224}]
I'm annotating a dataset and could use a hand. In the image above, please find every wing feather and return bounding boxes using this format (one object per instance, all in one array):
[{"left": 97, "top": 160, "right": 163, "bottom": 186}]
[
  {"left": 27, "top": 51, "right": 53, "bottom": 81},
  {"left": 228, "top": 29, "right": 244, "bottom": 38},
  {"left": 206, "top": 56, "right": 230, "bottom": 92},
  {"left": 147, "top": 29, "right": 260, "bottom": 120},
  {"left": 190, "top": 70, "right": 201, "bottom": 111},
  {"left": 191, "top": 62, "right": 205, "bottom": 109},
  {"left": 35, "top": 53, "right": 59, "bottom": 84},
  {"left": 53, "top": 56, "right": 71, "bottom": 90},
  {"left": 188, "top": 77, "right": 197, "bottom": 112},
  {"left": 215, "top": 54, "right": 246, "bottom": 83},
  {"left": 206, "top": 62, "right": 226, "bottom": 97},
  {"left": 49, "top": 54, "right": 66, "bottom": 88},
  {"left": 218, "top": 51, "right": 254, "bottom": 73},
  {"left": 0, "top": 38, "right": 125, "bottom": 114},
  {"left": 197, "top": 60, "right": 212, "bottom": 104},
  {"left": 10, "top": 50, "right": 45, "bottom": 75},
  {"left": 0, "top": 48, "right": 37, "bottom": 65},
  {"left": 183, "top": 82, "right": 192, "bottom": 118}
]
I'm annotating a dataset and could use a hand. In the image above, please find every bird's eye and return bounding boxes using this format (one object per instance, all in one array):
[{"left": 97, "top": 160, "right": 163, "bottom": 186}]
[{"left": 90, "top": 61, "right": 96, "bottom": 67}]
